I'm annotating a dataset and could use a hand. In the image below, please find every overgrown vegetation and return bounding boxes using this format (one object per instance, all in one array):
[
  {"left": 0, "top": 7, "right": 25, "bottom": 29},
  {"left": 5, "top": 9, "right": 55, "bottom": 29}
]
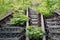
[
  {"left": 0, "top": 0, "right": 60, "bottom": 19},
  {"left": 0, "top": 0, "right": 32, "bottom": 19},
  {"left": 10, "top": 13, "right": 29, "bottom": 26},
  {"left": 27, "top": 26, "right": 45, "bottom": 40},
  {"left": 0, "top": 0, "right": 20, "bottom": 19},
  {"left": 32, "top": 0, "right": 58, "bottom": 17},
  {"left": 57, "top": 0, "right": 60, "bottom": 9}
]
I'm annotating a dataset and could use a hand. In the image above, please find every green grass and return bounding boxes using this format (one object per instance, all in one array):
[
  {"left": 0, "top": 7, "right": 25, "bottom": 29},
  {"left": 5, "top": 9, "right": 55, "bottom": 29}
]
[
  {"left": 0, "top": 6, "right": 19, "bottom": 20},
  {"left": 0, "top": 0, "right": 21, "bottom": 20},
  {"left": 0, "top": 13, "right": 8, "bottom": 19}
]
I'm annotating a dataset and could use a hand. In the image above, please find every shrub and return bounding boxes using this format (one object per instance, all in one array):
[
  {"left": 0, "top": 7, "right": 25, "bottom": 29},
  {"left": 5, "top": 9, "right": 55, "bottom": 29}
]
[
  {"left": 10, "top": 13, "right": 29, "bottom": 26},
  {"left": 27, "top": 26, "right": 45, "bottom": 40},
  {"left": 32, "top": 0, "right": 58, "bottom": 17}
]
